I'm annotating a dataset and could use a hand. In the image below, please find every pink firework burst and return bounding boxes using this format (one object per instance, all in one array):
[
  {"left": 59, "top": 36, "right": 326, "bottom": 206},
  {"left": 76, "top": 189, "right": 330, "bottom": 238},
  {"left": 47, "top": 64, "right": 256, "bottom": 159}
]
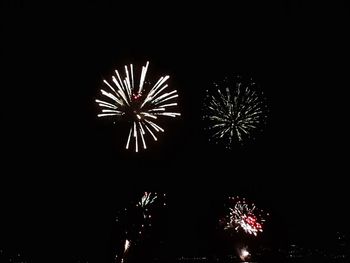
[{"left": 225, "top": 196, "right": 268, "bottom": 236}]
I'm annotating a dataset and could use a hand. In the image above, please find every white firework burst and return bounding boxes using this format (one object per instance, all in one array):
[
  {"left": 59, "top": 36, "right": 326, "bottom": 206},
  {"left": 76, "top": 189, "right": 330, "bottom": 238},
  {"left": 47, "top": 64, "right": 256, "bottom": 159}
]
[
  {"left": 96, "top": 61, "right": 180, "bottom": 152},
  {"left": 138, "top": 192, "right": 158, "bottom": 208},
  {"left": 203, "top": 76, "right": 267, "bottom": 148}
]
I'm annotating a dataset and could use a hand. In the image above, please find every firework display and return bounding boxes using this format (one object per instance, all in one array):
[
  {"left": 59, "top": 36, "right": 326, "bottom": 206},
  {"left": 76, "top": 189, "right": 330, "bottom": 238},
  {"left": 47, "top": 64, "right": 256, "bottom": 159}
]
[
  {"left": 224, "top": 196, "right": 268, "bottom": 236},
  {"left": 202, "top": 76, "right": 267, "bottom": 148},
  {"left": 115, "top": 192, "right": 167, "bottom": 263},
  {"left": 96, "top": 62, "right": 180, "bottom": 152}
]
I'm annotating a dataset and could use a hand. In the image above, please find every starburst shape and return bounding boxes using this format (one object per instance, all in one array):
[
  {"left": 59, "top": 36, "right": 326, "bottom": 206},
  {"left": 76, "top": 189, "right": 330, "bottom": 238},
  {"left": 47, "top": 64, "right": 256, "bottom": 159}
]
[
  {"left": 203, "top": 76, "right": 267, "bottom": 148},
  {"left": 96, "top": 61, "right": 180, "bottom": 152}
]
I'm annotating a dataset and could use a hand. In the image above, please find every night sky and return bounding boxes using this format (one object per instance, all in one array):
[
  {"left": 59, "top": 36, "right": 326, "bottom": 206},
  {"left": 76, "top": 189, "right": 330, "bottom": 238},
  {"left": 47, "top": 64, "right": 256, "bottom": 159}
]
[{"left": 2, "top": 1, "right": 349, "bottom": 262}]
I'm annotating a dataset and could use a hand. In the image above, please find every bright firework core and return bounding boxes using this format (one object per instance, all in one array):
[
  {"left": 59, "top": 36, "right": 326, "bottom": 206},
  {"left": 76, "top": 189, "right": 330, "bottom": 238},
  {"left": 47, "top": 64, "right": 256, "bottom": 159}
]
[
  {"left": 127, "top": 92, "right": 143, "bottom": 120},
  {"left": 96, "top": 61, "right": 181, "bottom": 152}
]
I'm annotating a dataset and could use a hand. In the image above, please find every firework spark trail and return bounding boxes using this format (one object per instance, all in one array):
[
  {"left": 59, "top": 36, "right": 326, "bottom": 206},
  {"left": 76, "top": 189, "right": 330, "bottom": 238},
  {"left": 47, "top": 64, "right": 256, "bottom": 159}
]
[
  {"left": 203, "top": 76, "right": 267, "bottom": 148},
  {"left": 138, "top": 192, "right": 158, "bottom": 207},
  {"left": 96, "top": 62, "right": 180, "bottom": 152},
  {"left": 117, "top": 239, "right": 131, "bottom": 263},
  {"left": 224, "top": 196, "right": 268, "bottom": 236},
  {"left": 123, "top": 239, "right": 130, "bottom": 253}
]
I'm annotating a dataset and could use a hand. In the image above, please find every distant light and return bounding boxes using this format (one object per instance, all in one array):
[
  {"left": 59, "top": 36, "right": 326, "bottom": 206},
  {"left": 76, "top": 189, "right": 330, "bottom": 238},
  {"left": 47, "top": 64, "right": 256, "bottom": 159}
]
[{"left": 239, "top": 247, "right": 250, "bottom": 261}]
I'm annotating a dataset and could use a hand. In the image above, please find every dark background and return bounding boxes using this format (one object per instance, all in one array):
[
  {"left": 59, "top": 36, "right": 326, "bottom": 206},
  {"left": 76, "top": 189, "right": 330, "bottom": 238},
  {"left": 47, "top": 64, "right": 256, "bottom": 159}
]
[{"left": 1, "top": 1, "right": 349, "bottom": 262}]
